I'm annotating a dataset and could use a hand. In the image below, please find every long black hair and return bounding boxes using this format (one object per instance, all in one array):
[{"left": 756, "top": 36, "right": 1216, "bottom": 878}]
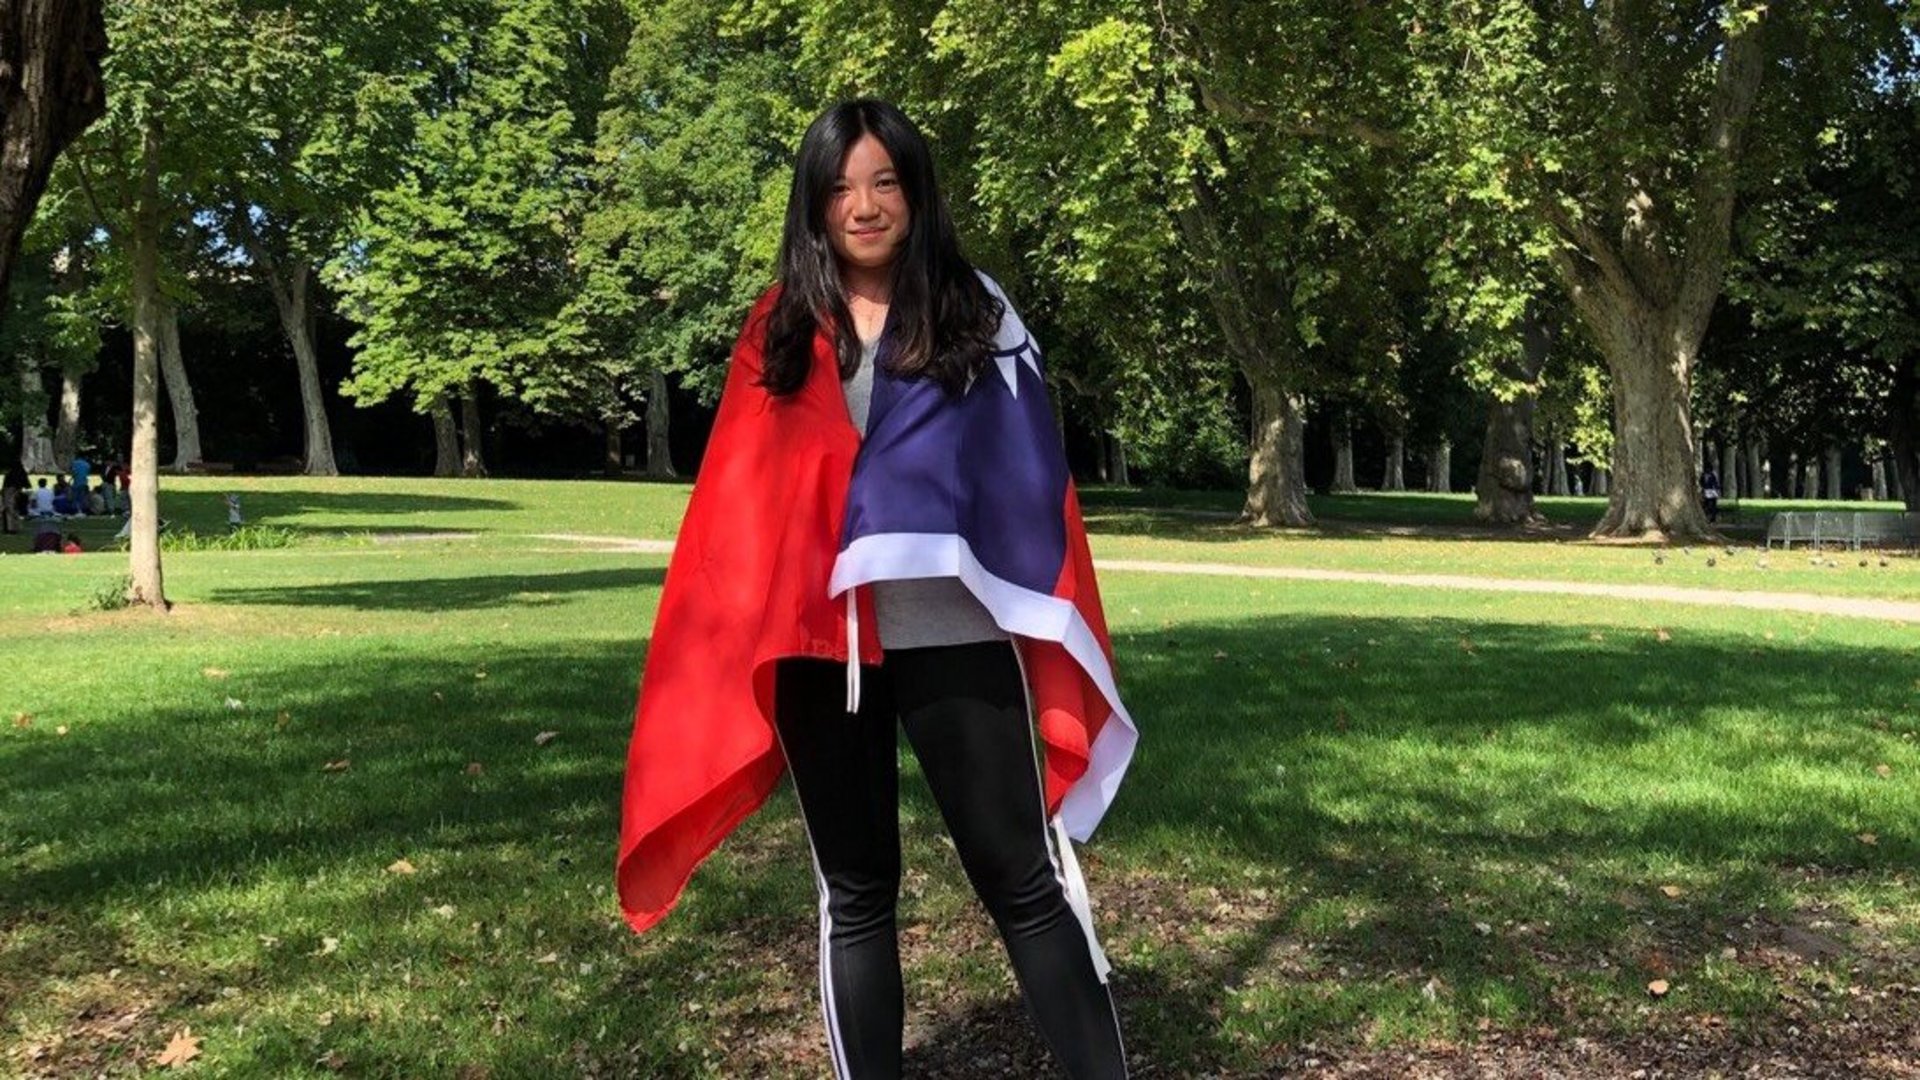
[{"left": 760, "top": 98, "right": 1003, "bottom": 396}]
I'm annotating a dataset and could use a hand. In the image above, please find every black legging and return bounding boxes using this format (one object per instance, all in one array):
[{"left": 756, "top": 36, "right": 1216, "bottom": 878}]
[{"left": 772, "top": 641, "right": 1128, "bottom": 1079}]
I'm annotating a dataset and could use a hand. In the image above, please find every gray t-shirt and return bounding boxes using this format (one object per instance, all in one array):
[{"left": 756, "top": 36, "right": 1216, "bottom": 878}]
[{"left": 844, "top": 337, "right": 1008, "bottom": 650}]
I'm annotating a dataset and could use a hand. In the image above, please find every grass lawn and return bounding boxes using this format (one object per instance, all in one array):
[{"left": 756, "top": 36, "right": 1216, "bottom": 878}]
[{"left": 3, "top": 479, "right": 1918, "bottom": 1076}]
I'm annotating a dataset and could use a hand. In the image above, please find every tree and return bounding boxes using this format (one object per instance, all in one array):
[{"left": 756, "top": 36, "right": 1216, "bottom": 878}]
[
  {"left": 64, "top": 0, "right": 283, "bottom": 608},
  {"left": 331, "top": 0, "right": 629, "bottom": 476},
  {"left": 0, "top": 0, "right": 106, "bottom": 308},
  {"left": 1406, "top": 2, "right": 1907, "bottom": 538}
]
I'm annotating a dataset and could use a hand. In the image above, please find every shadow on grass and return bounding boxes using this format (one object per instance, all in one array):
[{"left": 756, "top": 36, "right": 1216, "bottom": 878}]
[
  {"left": 3, "top": 611, "right": 1916, "bottom": 1074},
  {"left": 206, "top": 567, "right": 665, "bottom": 611}
]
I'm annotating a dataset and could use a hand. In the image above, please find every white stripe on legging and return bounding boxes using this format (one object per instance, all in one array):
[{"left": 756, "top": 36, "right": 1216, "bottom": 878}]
[
  {"left": 770, "top": 721, "right": 853, "bottom": 1079},
  {"left": 1011, "top": 642, "right": 1130, "bottom": 1073}
]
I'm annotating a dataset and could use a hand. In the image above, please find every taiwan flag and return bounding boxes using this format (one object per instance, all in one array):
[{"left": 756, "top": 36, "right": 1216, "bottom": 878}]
[{"left": 829, "top": 274, "right": 1137, "bottom": 844}]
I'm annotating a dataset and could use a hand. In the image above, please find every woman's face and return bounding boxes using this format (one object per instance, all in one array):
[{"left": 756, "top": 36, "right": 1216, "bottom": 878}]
[{"left": 825, "top": 133, "right": 910, "bottom": 275}]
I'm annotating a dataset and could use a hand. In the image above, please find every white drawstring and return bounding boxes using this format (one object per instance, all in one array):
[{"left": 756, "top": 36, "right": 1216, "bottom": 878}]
[
  {"left": 1051, "top": 812, "right": 1112, "bottom": 982},
  {"left": 844, "top": 588, "right": 862, "bottom": 714}
]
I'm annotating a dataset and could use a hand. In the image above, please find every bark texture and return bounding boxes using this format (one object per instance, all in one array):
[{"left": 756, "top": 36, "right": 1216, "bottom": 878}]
[
  {"left": 1427, "top": 438, "right": 1453, "bottom": 494},
  {"left": 1330, "top": 412, "right": 1357, "bottom": 493},
  {"left": 267, "top": 259, "right": 337, "bottom": 475},
  {"left": 0, "top": 0, "right": 106, "bottom": 303},
  {"left": 430, "top": 394, "right": 459, "bottom": 477},
  {"left": 1823, "top": 444, "right": 1843, "bottom": 501},
  {"left": 16, "top": 359, "right": 52, "bottom": 471},
  {"left": 1243, "top": 376, "right": 1311, "bottom": 525},
  {"left": 1889, "top": 358, "right": 1919, "bottom": 510},
  {"left": 1474, "top": 313, "right": 1550, "bottom": 524},
  {"left": 127, "top": 117, "right": 166, "bottom": 609},
  {"left": 1382, "top": 435, "right": 1405, "bottom": 491},
  {"left": 155, "top": 298, "right": 201, "bottom": 470},
  {"left": 1746, "top": 438, "right": 1766, "bottom": 498},
  {"left": 645, "top": 369, "right": 674, "bottom": 479},
  {"left": 50, "top": 366, "right": 78, "bottom": 464},
  {"left": 459, "top": 386, "right": 487, "bottom": 478}
]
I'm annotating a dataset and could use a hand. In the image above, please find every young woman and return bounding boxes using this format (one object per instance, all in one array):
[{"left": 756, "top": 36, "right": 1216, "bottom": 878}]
[{"left": 618, "top": 99, "right": 1137, "bottom": 1079}]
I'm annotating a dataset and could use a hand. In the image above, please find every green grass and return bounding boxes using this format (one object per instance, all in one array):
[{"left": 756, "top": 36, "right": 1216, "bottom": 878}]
[{"left": 3, "top": 480, "right": 1918, "bottom": 1075}]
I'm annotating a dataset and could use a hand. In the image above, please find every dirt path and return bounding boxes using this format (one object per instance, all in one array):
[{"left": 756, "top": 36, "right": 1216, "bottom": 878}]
[{"left": 533, "top": 534, "right": 1920, "bottom": 624}]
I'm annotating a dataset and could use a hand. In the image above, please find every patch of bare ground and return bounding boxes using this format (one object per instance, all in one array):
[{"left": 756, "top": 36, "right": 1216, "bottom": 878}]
[{"left": 664, "top": 855, "right": 1920, "bottom": 1078}]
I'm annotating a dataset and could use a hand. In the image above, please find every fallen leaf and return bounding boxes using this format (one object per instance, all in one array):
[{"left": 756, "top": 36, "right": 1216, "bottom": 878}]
[
  {"left": 1873, "top": 764, "right": 1892, "bottom": 778},
  {"left": 464, "top": 762, "right": 485, "bottom": 776},
  {"left": 386, "top": 859, "right": 417, "bottom": 875},
  {"left": 1647, "top": 979, "right": 1670, "bottom": 998},
  {"left": 1473, "top": 921, "right": 1493, "bottom": 936},
  {"left": 1856, "top": 832, "right": 1878, "bottom": 846},
  {"left": 431, "top": 691, "right": 445, "bottom": 701},
  {"left": 153, "top": 1028, "right": 202, "bottom": 1068},
  {"left": 314, "top": 936, "right": 340, "bottom": 956},
  {"left": 1588, "top": 632, "right": 1605, "bottom": 642},
  {"left": 533, "top": 951, "right": 559, "bottom": 964},
  {"left": 533, "top": 731, "right": 560, "bottom": 747},
  {"left": 276, "top": 711, "right": 291, "bottom": 729},
  {"left": 201, "top": 667, "right": 229, "bottom": 680},
  {"left": 1654, "top": 628, "right": 1672, "bottom": 642},
  {"left": 317, "top": 1050, "right": 348, "bottom": 1070},
  {"left": 55, "top": 725, "right": 68, "bottom": 736},
  {"left": 224, "top": 697, "right": 245, "bottom": 711},
  {"left": 12, "top": 712, "right": 31, "bottom": 728},
  {"left": 1212, "top": 649, "right": 1229, "bottom": 661},
  {"left": 432, "top": 904, "right": 457, "bottom": 918},
  {"left": 316, "top": 1011, "right": 334, "bottom": 1027},
  {"left": 474, "top": 669, "right": 488, "bottom": 680},
  {"left": 1659, "top": 884, "right": 1686, "bottom": 899},
  {"left": 321, "top": 759, "right": 351, "bottom": 773}
]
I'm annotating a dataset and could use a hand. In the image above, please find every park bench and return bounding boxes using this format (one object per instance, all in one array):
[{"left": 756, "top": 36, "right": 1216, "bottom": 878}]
[{"left": 1765, "top": 510, "right": 1920, "bottom": 551}]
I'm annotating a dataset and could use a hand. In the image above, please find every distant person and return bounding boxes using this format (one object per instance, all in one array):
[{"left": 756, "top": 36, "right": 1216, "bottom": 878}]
[
  {"left": 30, "top": 478, "right": 55, "bottom": 518},
  {"left": 0, "top": 463, "right": 25, "bottom": 533},
  {"left": 88, "top": 481, "right": 109, "bottom": 516},
  {"left": 50, "top": 479, "right": 77, "bottom": 516},
  {"left": 226, "top": 493, "right": 243, "bottom": 530},
  {"left": 32, "top": 525, "right": 62, "bottom": 553},
  {"left": 70, "top": 454, "right": 90, "bottom": 504},
  {"left": 1702, "top": 466, "right": 1722, "bottom": 523},
  {"left": 61, "top": 533, "right": 83, "bottom": 555}
]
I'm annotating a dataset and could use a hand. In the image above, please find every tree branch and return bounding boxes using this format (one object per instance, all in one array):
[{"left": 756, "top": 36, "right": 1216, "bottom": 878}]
[
  {"left": 1195, "top": 79, "right": 1402, "bottom": 150},
  {"left": 1676, "top": 12, "right": 1766, "bottom": 329}
]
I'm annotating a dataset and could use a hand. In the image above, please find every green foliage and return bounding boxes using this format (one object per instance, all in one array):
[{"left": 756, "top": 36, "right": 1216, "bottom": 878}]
[
  {"left": 329, "top": 0, "right": 628, "bottom": 418},
  {"left": 156, "top": 524, "right": 299, "bottom": 552},
  {"left": 82, "top": 573, "right": 134, "bottom": 612}
]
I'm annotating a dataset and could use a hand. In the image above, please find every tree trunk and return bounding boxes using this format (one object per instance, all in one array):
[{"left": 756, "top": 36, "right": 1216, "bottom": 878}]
[
  {"left": 1383, "top": 434, "right": 1405, "bottom": 491},
  {"left": 645, "top": 369, "right": 674, "bottom": 479},
  {"left": 1586, "top": 314, "right": 1710, "bottom": 537},
  {"left": 1545, "top": 18, "right": 1763, "bottom": 540},
  {"left": 1547, "top": 437, "right": 1571, "bottom": 496},
  {"left": 1330, "top": 410, "right": 1357, "bottom": 493},
  {"left": 603, "top": 421, "right": 622, "bottom": 478},
  {"left": 17, "top": 359, "right": 53, "bottom": 471},
  {"left": 50, "top": 366, "right": 79, "bottom": 464},
  {"left": 1107, "top": 432, "right": 1130, "bottom": 486},
  {"left": 1823, "top": 443, "right": 1843, "bottom": 501},
  {"left": 1887, "top": 358, "right": 1919, "bottom": 511},
  {"left": 155, "top": 297, "right": 201, "bottom": 470},
  {"left": 1744, "top": 438, "right": 1764, "bottom": 498},
  {"left": 1473, "top": 314, "right": 1548, "bottom": 523},
  {"left": 430, "top": 393, "right": 459, "bottom": 477},
  {"left": 126, "top": 115, "right": 166, "bottom": 609},
  {"left": 262, "top": 260, "right": 337, "bottom": 475},
  {"left": 1592, "top": 467, "right": 1609, "bottom": 496},
  {"left": 0, "top": 0, "right": 107, "bottom": 306},
  {"left": 1476, "top": 386, "right": 1536, "bottom": 521},
  {"left": 1720, "top": 440, "right": 1738, "bottom": 500},
  {"left": 1871, "top": 460, "right": 1888, "bottom": 502},
  {"left": 1242, "top": 374, "right": 1312, "bottom": 526},
  {"left": 459, "top": 385, "right": 487, "bottom": 478},
  {"left": 1426, "top": 438, "right": 1452, "bottom": 493},
  {"left": 1802, "top": 458, "right": 1820, "bottom": 500}
]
